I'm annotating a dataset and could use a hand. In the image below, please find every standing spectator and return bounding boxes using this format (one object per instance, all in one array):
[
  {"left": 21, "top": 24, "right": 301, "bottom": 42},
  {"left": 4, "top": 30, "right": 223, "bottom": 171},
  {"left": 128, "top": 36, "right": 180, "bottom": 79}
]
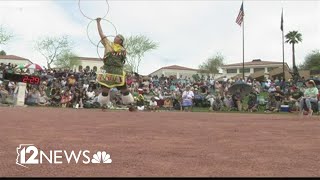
[
  {"left": 182, "top": 85, "right": 194, "bottom": 112},
  {"left": 231, "top": 89, "right": 243, "bottom": 111}
]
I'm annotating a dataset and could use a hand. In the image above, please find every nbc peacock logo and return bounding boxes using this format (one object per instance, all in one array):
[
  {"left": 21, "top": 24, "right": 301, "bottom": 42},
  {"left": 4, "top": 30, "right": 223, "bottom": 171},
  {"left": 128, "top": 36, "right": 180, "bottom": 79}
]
[{"left": 91, "top": 151, "right": 112, "bottom": 164}]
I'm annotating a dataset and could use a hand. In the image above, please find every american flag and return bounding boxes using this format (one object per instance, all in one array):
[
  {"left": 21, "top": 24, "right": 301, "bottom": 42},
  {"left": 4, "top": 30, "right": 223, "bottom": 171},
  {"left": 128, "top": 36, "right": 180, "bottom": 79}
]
[{"left": 236, "top": 2, "right": 244, "bottom": 26}]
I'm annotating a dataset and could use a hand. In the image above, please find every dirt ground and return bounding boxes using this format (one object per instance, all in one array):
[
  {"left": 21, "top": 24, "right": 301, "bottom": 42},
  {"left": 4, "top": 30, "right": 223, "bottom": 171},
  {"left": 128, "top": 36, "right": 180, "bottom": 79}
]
[{"left": 0, "top": 106, "right": 320, "bottom": 177}]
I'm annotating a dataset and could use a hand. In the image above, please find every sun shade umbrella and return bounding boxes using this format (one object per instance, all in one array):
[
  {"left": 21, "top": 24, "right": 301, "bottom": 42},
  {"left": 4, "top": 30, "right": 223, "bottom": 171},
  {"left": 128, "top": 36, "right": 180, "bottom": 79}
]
[
  {"left": 228, "top": 82, "right": 253, "bottom": 96},
  {"left": 16, "top": 64, "right": 26, "bottom": 69},
  {"left": 25, "top": 63, "right": 43, "bottom": 71}
]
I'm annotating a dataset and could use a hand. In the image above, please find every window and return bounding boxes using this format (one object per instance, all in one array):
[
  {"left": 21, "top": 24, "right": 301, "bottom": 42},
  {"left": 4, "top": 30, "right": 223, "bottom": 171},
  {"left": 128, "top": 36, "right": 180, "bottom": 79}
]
[
  {"left": 78, "top": 65, "right": 83, "bottom": 71},
  {"left": 227, "top": 69, "right": 237, "bottom": 73},
  {"left": 254, "top": 68, "right": 264, "bottom": 73},
  {"left": 239, "top": 68, "right": 250, "bottom": 73},
  {"left": 93, "top": 66, "right": 97, "bottom": 72}
]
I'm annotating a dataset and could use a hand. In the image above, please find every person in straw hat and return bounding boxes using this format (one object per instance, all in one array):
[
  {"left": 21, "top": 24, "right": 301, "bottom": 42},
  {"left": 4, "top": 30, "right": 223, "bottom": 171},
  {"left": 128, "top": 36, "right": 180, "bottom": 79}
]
[
  {"left": 95, "top": 18, "right": 134, "bottom": 110},
  {"left": 299, "top": 80, "right": 319, "bottom": 116}
]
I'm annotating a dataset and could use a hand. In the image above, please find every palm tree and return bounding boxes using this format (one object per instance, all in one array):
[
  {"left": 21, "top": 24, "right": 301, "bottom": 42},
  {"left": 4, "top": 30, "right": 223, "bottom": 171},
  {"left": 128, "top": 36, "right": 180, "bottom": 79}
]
[{"left": 285, "top": 31, "right": 302, "bottom": 81}]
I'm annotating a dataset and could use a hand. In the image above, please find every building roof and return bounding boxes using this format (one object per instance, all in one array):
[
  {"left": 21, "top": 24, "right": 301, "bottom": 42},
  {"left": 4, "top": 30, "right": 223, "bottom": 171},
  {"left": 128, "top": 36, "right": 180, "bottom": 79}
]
[
  {"left": 149, "top": 65, "right": 199, "bottom": 75},
  {"left": 77, "top": 57, "right": 101, "bottom": 61},
  {"left": 222, "top": 59, "right": 287, "bottom": 67},
  {"left": 0, "top": 55, "right": 29, "bottom": 61}
]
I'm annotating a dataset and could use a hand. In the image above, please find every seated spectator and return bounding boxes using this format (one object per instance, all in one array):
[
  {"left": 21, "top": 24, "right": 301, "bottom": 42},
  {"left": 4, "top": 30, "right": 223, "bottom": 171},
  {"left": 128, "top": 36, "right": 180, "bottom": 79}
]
[
  {"left": 318, "top": 89, "right": 320, "bottom": 115},
  {"left": 71, "top": 90, "right": 82, "bottom": 109},
  {"left": 86, "top": 87, "right": 95, "bottom": 100},
  {"left": 8, "top": 81, "right": 15, "bottom": 95},
  {"left": 247, "top": 91, "right": 258, "bottom": 112},
  {"left": 273, "top": 86, "right": 284, "bottom": 112},
  {"left": 142, "top": 80, "right": 150, "bottom": 94},
  {"left": 288, "top": 86, "right": 303, "bottom": 112},
  {"left": 268, "top": 85, "right": 276, "bottom": 93},
  {"left": 193, "top": 88, "right": 203, "bottom": 107},
  {"left": 253, "top": 85, "right": 260, "bottom": 94},
  {"left": 67, "top": 75, "right": 76, "bottom": 88},
  {"left": 163, "top": 97, "right": 173, "bottom": 110},
  {"left": 61, "top": 90, "right": 72, "bottom": 108},
  {"left": 299, "top": 80, "right": 318, "bottom": 116},
  {"left": 0, "top": 84, "right": 9, "bottom": 104},
  {"left": 136, "top": 94, "right": 145, "bottom": 111},
  {"left": 206, "top": 92, "right": 215, "bottom": 111},
  {"left": 25, "top": 88, "right": 40, "bottom": 106},
  {"left": 265, "top": 92, "right": 277, "bottom": 112},
  {"left": 223, "top": 95, "right": 233, "bottom": 111},
  {"left": 50, "top": 88, "right": 61, "bottom": 106},
  {"left": 39, "top": 90, "right": 50, "bottom": 106},
  {"left": 149, "top": 97, "right": 159, "bottom": 111}
]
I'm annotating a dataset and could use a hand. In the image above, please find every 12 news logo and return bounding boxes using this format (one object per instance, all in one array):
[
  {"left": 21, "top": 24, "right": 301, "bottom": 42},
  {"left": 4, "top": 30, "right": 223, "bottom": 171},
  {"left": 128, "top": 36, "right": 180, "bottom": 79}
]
[{"left": 16, "top": 144, "right": 112, "bottom": 168}]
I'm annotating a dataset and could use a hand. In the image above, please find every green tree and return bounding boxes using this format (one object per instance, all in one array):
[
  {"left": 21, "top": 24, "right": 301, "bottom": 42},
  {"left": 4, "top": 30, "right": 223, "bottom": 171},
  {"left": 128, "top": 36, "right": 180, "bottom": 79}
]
[
  {"left": 300, "top": 50, "right": 320, "bottom": 70},
  {"left": 0, "top": 50, "right": 6, "bottom": 55},
  {"left": 0, "top": 25, "right": 13, "bottom": 45},
  {"left": 54, "top": 51, "right": 80, "bottom": 70},
  {"left": 124, "top": 35, "right": 158, "bottom": 73},
  {"left": 285, "top": 31, "right": 302, "bottom": 81},
  {"left": 198, "top": 53, "right": 224, "bottom": 78},
  {"left": 35, "top": 35, "right": 73, "bottom": 69},
  {"left": 192, "top": 74, "right": 200, "bottom": 82}
]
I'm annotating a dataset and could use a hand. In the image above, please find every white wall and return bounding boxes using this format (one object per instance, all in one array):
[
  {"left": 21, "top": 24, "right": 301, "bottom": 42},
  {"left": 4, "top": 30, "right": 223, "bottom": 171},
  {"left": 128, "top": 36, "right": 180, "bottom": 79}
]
[{"left": 75, "top": 60, "right": 103, "bottom": 72}]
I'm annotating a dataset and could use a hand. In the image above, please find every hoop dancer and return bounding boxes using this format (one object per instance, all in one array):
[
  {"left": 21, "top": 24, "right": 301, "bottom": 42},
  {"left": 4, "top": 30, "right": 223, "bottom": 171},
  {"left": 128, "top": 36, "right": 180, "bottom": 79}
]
[{"left": 95, "top": 18, "right": 134, "bottom": 110}]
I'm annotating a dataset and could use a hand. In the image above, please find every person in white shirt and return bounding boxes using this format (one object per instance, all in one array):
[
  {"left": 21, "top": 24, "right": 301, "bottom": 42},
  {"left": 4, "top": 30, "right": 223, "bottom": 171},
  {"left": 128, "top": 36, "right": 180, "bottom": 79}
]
[
  {"left": 268, "top": 85, "right": 276, "bottom": 93},
  {"left": 86, "top": 88, "right": 95, "bottom": 100},
  {"left": 182, "top": 85, "right": 194, "bottom": 112},
  {"left": 149, "top": 97, "right": 159, "bottom": 111}
]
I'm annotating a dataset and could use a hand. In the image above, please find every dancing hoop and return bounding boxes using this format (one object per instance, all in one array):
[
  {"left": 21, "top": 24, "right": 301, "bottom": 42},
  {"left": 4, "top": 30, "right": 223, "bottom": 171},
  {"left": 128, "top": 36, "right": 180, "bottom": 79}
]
[
  {"left": 97, "top": 35, "right": 116, "bottom": 60},
  {"left": 86, "top": 18, "right": 118, "bottom": 48},
  {"left": 78, "top": 0, "right": 109, "bottom": 20}
]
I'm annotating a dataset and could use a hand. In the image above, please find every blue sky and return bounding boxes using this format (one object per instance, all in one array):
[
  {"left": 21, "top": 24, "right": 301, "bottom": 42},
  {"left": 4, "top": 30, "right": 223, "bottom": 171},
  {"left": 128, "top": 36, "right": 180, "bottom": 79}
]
[{"left": 0, "top": 0, "right": 319, "bottom": 75}]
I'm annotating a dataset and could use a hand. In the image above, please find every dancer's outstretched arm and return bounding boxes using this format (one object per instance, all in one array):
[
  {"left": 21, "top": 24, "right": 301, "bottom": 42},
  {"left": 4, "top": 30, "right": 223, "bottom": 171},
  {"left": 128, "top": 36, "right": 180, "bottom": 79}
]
[{"left": 96, "top": 18, "right": 112, "bottom": 52}]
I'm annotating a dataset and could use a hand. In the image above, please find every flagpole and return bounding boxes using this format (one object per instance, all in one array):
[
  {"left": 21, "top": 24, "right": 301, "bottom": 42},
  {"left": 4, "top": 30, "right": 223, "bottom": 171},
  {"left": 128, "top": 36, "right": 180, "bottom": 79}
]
[
  {"left": 242, "top": 3, "right": 245, "bottom": 81},
  {"left": 281, "top": 7, "right": 285, "bottom": 87},
  {"left": 282, "top": 23, "right": 285, "bottom": 82}
]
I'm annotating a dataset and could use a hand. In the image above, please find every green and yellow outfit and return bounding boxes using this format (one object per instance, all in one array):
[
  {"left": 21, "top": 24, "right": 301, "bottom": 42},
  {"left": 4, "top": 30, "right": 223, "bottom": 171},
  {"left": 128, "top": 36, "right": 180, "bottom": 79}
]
[{"left": 96, "top": 42, "right": 127, "bottom": 89}]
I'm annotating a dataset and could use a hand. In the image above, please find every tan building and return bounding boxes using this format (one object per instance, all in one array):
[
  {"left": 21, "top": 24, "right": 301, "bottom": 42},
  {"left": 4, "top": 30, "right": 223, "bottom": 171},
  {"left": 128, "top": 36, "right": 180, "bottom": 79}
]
[
  {"left": 0, "top": 55, "right": 33, "bottom": 66},
  {"left": 74, "top": 57, "right": 103, "bottom": 72},
  {"left": 221, "top": 59, "right": 292, "bottom": 80},
  {"left": 149, "top": 65, "right": 201, "bottom": 79}
]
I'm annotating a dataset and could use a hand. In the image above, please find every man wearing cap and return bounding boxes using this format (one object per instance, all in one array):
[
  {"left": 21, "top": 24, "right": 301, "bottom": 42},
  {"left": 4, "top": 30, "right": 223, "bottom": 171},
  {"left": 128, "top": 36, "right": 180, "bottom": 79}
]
[
  {"left": 299, "top": 80, "right": 318, "bottom": 116},
  {"left": 95, "top": 18, "right": 134, "bottom": 109},
  {"left": 288, "top": 85, "right": 303, "bottom": 111}
]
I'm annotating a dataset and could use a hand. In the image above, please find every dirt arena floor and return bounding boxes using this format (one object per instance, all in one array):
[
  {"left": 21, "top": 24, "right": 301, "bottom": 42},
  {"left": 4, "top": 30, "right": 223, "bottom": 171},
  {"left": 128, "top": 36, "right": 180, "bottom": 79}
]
[{"left": 0, "top": 106, "right": 320, "bottom": 177}]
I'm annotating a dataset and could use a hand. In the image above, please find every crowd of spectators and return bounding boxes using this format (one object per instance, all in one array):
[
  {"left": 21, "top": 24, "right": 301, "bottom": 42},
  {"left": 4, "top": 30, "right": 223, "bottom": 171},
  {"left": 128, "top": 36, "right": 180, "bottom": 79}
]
[{"left": 0, "top": 62, "right": 319, "bottom": 115}]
